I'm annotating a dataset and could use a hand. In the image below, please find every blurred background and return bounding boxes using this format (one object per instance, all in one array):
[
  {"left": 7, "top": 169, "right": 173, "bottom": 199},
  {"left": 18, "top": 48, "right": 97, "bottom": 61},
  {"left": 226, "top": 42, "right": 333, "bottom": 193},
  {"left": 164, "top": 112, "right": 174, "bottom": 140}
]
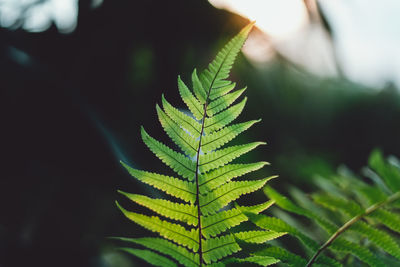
[{"left": 1, "top": 0, "right": 399, "bottom": 266}]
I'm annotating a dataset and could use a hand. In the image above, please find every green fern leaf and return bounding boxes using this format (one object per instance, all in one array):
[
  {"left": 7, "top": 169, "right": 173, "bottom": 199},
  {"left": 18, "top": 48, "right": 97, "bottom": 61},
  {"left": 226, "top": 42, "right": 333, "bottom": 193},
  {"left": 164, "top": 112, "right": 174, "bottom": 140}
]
[
  {"left": 202, "top": 208, "right": 247, "bottom": 238},
  {"left": 248, "top": 213, "right": 340, "bottom": 267},
  {"left": 202, "top": 201, "right": 273, "bottom": 238},
  {"left": 233, "top": 255, "right": 280, "bottom": 266},
  {"left": 264, "top": 186, "right": 337, "bottom": 233},
  {"left": 118, "top": 191, "right": 198, "bottom": 226},
  {"left": 119, "top": 248, "right": 177, "bottom": 267},
  {"left": 263, "top": 151, "right": 400, "bottom": 267},
  {"left": 249, "top": 213, "right": 320, "bottom": 251},
  {"left": 117, "top": 202, "right": 199, "bottom": 251},
  {"left": 178, "top": 76, "right": 204, "bottom": 120},
  {"left": 238, "top": 200, "right": 275, "bottom": 213},
  {"left": 206, "top": 87, "right": 246, "bottom": 116},
  {"left": 312, "top": 194, "right": 363, "bottom": 216},
  {"left": 351, "top": 221, "right": 400, "bottom": 260},
  {"left": 199, "top": 162, "right": 268, "bottom": 194},
  {"left": 200, "top": 177, "right": 274, "bottom": 215},
  {"left": 255, "top": 246, "right": 308, "bottom": 267},
  {"left": 116, "top": 237, "right": 199, "bottom": 267},
  {"left": 369, "top": 209, "right": 400, "bottom": 233},
  {"left": 162, "top": 95, "right": 202, "bottom": 138},
  {"left": 357, "top": 185, "right": 388, "bottom": 205},
  {"left": 198, "top": 142, "right": 266, "bottom": 173},
  {"left": 369, "top": 149, "right": 400, "bottom": 192},
  {"left": 191, "top": 69, "right": 207, "bottom": 104},
  {"left": 208, "top": 82, "right": 236, "bottom": 101},
  {"left": 330, "top": 239, "right": 384, "bottom": 267},
  {"left": 202, "top": 235, "right": 241, "bottom": 264},
  {"left": 141, "top": 127, "right": 196, "bottom": 180},
  {"left": 234, "top": 230, "right": 287, "bottom": 244},
  {"left": 201, "top": 120, "right": 261, "bottom": 154},
  {"left": 121, "top": 162, "right": 196, "bottom": 203},
  {"left": 156, "top": 104, "right": 198, "bottom": 157},
  {"left": 312, "top": 193, "right": 400, "bottom": 259},
  {"left": 204, "top": 97, "right": 247, "bottom": 134},
  {"left": 200, "top": 21, "right": 255, "bottom": 95}
]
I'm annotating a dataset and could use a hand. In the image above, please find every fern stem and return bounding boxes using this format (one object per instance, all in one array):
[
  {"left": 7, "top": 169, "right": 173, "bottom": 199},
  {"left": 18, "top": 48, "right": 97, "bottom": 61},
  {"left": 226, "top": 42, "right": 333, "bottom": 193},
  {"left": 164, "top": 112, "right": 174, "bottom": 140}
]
[
  {"left": 194, "top": 105, "right": 207, "bottom": 267},
  {"left": 194, "top": 38, "right": 234, "bottom": 265},
  {"left": 306, "top": 191, "right": 400, "bottom": 267},
  {"left": 194, "top": 90, "right": 216, "bottom": 266}
]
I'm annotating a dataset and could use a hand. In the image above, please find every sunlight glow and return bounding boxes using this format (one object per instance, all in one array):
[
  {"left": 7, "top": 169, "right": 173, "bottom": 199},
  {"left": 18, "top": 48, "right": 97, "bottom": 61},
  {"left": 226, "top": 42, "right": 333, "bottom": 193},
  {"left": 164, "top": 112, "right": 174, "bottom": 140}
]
[
  {"left": 209, "top": 0, "right": 308, "bottom": 39},
  {"left": 0, "top": 0, "right": 79, "bottom": 33}
]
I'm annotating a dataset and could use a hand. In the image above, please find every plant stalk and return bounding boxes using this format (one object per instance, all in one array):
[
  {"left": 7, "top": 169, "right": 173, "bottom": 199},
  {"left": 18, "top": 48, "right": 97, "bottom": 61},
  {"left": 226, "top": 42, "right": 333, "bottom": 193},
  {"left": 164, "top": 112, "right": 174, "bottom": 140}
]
[{"left": 306, "top": 191, "right": 400, "bottom": 267}]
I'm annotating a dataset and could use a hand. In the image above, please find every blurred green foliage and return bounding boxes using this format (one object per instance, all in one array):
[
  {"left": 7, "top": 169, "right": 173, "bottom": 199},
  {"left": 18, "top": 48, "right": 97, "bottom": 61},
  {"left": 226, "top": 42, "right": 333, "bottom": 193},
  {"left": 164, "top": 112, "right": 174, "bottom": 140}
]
[
  {"left": 256, "top": 150, "right": 400, "bottom": 266},
  {"left": 1, "top": 1, "right": 400, "bottom": 266}
]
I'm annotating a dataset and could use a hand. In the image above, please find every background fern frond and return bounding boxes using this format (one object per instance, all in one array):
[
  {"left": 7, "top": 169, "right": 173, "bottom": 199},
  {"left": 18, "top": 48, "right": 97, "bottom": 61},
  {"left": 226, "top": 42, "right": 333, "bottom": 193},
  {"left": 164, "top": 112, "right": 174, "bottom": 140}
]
[
  {"left": 115, "top": 237, "right": 200, "bottom": 267},
  {"left": 254, "top": 246, "right": 308, "bottom": 267},
  {"left": 255, "top": 150, "right": 400, "bottom": 266},
  {"left": 119, "top": 248, "right": 178, "bottom": 267}
]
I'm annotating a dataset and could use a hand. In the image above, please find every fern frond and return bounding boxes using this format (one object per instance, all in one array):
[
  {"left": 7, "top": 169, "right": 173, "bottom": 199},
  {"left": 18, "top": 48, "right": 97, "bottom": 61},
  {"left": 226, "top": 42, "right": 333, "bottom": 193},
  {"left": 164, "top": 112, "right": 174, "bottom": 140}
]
[
  {"left": 201, "top": 120, "right": 261, "bottom": 154},
  {"left": 198, "top": 142, "right": 265, "bottom": 173},
  {"left": 178, "top": 76, "right": 204, "bottom": 120},
  {"left": 202, "top": 235, "right": 241, "bottom": 264},
  {"left": 262, "top": 151, "right": 400, "bottom": 267},
  {"left": 330, "top": 239, "right": 384, "bottom": 267},
  {"left": 121, "top": 162, "right": 196, "bottom": 203},
  {"left": 351, "top": 221, "right": 400, "bottom": 260},
  {"left": 119, "top": 248, "right": 177, "bottom": 267},
  {"left": 114, "top": 22, "right": 285, "bottom": 266},
  {"left": 116, "top": 237, "right": 199, "bottom": 267},
  {"left": 141, "top": 127, "right": 196, "bottom": 180},
  {"left": 200, "top": 177, "right": 275, "bottom": 215},
  {"left": 117, "top": 202, "right": 199, "bottom": 251},
  {"left": 312, "top": 193, "right": 400, "bottom": 259},
  {"left": 118, "top": 191, "right": 198, "bottom": 226},
  {"left": 199, "top": 162, "right": 268, "bottom": 194}
]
